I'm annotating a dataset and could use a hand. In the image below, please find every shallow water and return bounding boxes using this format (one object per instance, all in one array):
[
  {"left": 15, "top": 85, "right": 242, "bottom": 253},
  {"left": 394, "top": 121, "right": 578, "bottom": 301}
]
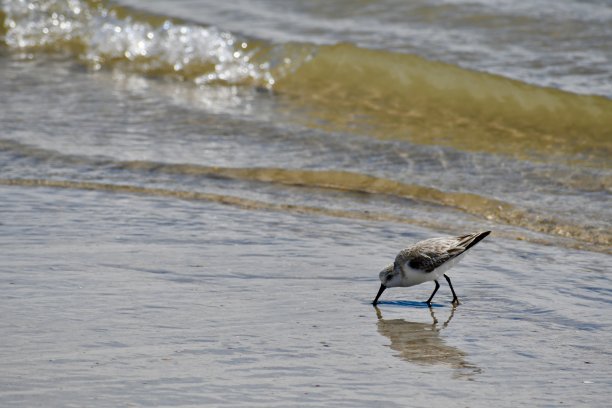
[
  {"left": 1, "top": 186, "right": 611, "bottom": 407},
  {"left": 117, "top": 0, "right": 612, "bottom": 97},
  {"left": 1, "top": 0, "right": 612, "bottom": 406},
  {"left": 0, "top": 53, "right": 609, "bottom": 253},
  {"left": 1, "top": 0, "right": 611, "bottom": 253}
]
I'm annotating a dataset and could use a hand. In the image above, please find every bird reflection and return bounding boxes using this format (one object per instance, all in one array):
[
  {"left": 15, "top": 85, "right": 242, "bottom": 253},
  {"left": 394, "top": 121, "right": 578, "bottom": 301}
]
[{"left": 374, "top": 306, "right": 480, "bottom": 377}]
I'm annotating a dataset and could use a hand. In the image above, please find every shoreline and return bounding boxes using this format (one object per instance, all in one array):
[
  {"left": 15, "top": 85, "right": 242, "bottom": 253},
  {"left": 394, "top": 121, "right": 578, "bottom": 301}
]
[{"left": 1, "top": 184, "right": 610, "bottom": 407}]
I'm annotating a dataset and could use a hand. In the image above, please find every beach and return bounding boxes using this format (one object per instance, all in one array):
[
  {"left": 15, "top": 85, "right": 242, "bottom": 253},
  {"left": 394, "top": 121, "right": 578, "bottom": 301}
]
[
  {"left": 1, "top": 0, "right": 611, "bottom": 406},
  {"left": 2, "top": 185, "right": 610, "bottom": 406}
]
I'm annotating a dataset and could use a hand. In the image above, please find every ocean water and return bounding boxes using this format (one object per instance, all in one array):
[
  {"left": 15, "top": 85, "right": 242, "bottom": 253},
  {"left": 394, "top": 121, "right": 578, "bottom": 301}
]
[{"left": 1, "top": 0, "right": 611, "bottom": 406}]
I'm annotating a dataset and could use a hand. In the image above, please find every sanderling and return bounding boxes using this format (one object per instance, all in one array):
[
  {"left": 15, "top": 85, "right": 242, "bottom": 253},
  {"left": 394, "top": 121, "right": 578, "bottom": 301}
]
[{"left": 372, "top": 231, "right": 491, "bottom": 306}]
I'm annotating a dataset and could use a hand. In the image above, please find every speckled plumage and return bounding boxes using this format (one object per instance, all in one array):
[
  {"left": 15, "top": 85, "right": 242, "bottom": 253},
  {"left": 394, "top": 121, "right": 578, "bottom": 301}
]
[{"left": 395, "top": 233, "right": 486, "bottom": 273}]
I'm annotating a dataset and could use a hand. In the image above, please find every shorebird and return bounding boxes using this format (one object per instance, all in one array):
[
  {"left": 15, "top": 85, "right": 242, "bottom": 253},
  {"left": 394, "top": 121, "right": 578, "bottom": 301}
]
[{"left": 372, "top": 231, "right": 491, "bottom": 306}]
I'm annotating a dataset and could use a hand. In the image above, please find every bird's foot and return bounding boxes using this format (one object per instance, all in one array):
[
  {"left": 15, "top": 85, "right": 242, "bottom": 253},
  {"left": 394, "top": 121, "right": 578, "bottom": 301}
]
[{"left": 451, "top": 298, "right": 461, "bottom": 305}]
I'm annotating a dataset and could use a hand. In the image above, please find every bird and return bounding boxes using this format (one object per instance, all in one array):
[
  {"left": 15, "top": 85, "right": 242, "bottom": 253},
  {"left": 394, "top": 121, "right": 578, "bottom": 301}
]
[{"left": 372, "top": 231, "right": 491, "bottom": 306}]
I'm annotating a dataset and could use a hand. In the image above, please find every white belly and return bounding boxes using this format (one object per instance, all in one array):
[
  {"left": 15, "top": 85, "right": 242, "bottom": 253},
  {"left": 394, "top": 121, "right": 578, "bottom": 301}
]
[{"left": 431, "top": 251, "right": 467, "bottom": 279}]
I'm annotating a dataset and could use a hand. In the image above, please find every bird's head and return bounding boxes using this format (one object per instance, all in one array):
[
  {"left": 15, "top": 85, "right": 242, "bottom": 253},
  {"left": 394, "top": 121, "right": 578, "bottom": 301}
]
[
  {"left": 373, "top": 263, "right": 402, "bottom": 305},
  {"left": 379, "top": 262, "right": 402, "bottom": 288}
]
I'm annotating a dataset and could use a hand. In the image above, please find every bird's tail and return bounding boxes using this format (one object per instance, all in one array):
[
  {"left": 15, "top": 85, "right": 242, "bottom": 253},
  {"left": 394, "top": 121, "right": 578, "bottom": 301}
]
[{"left": 461, "top": 231, "right": 491, "bottom": 251}]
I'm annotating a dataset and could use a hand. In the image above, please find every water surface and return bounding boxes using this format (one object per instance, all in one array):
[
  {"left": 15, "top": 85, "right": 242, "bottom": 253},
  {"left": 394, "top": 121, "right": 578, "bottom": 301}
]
[
  {"left": 1, "top": 1, "right": 611, "bottom": 406},
  {"left": 1, "top": 186, "right": 611, "bottom": 407}
]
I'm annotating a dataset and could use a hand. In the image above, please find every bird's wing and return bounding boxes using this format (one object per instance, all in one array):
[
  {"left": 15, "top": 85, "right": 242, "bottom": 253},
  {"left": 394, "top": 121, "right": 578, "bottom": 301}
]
[
  {"left": 406, "top": 249, "right": 460, "bottom": 272},
  {"left": 399, "top": 231, "right": 490, "bottom": 273},
  {"left": 394, "top": 238, "right": 456, "bottom": 273}
]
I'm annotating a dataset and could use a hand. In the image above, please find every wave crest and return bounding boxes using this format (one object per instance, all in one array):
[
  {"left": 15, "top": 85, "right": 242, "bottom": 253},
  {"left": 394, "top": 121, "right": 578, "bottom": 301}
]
[{"left": 1, "top": 0, "right": 275, "bottom": 85}]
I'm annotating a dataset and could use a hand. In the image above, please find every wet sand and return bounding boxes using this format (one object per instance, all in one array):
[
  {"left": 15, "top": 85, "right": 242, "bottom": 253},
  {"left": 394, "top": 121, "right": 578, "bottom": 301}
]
[{"left": 1, "top": 185, "right": 610, "bottom": 407}]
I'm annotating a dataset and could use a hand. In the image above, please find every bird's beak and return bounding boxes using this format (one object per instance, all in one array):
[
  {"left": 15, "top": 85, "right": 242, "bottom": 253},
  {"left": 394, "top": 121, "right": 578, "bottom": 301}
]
[{"left": 372, "top": 284, "right": 386, "bottom": 306}]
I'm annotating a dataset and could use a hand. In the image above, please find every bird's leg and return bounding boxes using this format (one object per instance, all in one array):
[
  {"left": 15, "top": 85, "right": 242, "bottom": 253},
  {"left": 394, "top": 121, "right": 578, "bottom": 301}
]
[
  {"left": 426, "top": 280, "right": 440, "bottom": 305},
  {"left": 444, "top": 274, "right": 460, "bottom": 304}
]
